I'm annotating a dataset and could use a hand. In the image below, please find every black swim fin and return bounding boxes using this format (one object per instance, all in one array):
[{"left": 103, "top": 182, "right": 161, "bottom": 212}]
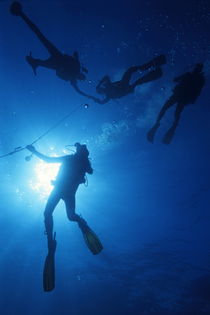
[
  {"left": 162, "top": 126, "right": 176, "bottom": 144},
  {"left": 43, "top": 233, "right": 57, "bottom": 292},
  {"left": 25, "top": 52, "right": 38, "bottom": 75},
  {"left": 78, "top": 219, "right": 103, "bottom": 255},
  {"left": 147, "top": 122, "right": 160, "bottom": 143}
]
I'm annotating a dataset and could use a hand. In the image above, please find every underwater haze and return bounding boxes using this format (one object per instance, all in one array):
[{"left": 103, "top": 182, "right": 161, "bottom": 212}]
[{"left": 0, "top": 0, "right": 210, "bottom": 314}]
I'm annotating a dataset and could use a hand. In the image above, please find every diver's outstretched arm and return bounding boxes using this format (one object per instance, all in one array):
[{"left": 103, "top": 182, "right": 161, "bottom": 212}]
[
  {"left": 26, "top": 145, "right": 64, "bottom": 163},
  {"left": 162, "top": 102, "right": 184, "bottom": 144},
  {"left": 72, "top": 83, "right": 110, "bottom": 104},
  {"left": 156, "top": 96, "right": 177, "bottom": 123},
  {"left": 10, "top": 2, "right": 61, "bottom": 57}
]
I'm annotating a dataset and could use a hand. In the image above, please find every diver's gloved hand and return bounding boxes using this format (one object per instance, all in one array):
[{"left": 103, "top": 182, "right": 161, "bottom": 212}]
[{"left": 26, "top": 144, "right": 36, "bottom": 152}]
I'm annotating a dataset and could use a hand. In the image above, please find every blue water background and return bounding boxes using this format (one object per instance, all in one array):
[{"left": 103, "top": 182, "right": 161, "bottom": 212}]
[{"left": 0, "top": 1, "right": 210, "bottom": 314}]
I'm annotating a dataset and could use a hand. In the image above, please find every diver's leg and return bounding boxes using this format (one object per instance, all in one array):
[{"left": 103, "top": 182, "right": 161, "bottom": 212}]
[
  {"left": 120, "top": 67, "right": 139, "bottom": 85},
  {"left": 121, "top": 55, "right": 166, "bottom": 85},
  {"left": 25, "top": 53, "right": 58, "bottom": 75},
  {"left": 18, "top": 11, "right": 61, "bottom": 57},
  {"left": 64, "top": 192, "right": 82, "bottom": 223},
  {"left": 121, "top": 55, "right": 166, "bottom": 86},
  {"left": 137, "top": 55, "right": 167, "bottom": 71},
  {"left": 132, "top": 67, "right": 162, "bottom": 88},
  {"left": 147, "top": 95, "right": 177, "bottom": 143},
  {"left": 162, "top": 102, "right": 184, "bottom": 144},
  {"left": 44, "top": 190, "right": 60, "bottom": 246},
  {"left": 174, "top": 102, "right": 184, "bottom": 125},
  {"left": 120, "top": 63, "right": 162, "bottom": 87},
  {"left": 64, "top": 194, "right": 103, "bottom": 255},
  {"left": 43, "top": 230, "right": 57, "bottom": 292},
  {"left": 64, "top": 192, "right": 90, "bottom": 230},
  {"left": 43, "top": 189, "right": 59, "bottom": 291}
]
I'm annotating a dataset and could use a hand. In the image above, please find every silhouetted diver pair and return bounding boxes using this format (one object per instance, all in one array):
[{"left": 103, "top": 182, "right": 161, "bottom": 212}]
[{"left": 10, "top": 1, "right": 166, "bottom": 104}]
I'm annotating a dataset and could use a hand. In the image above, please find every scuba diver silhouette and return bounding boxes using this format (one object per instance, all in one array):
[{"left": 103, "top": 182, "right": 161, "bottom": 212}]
[
  {"left": 84, "top": 54, "right": 167, "bottom": 104},
  {"left": 26, "top": 143, "right": 103, "bottom": 254},
  {"left": 10, "top": 2, "right": 88, "bottom": 88},
  {"left": 26, "top": 143, "right": 103, "bottom": 290},
  {"left": 147, "top": 63, "right": 205, "bottom": 144}
]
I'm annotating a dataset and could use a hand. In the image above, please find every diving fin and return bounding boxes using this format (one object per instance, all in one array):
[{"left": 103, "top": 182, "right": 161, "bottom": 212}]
[
  {"left": 147, "top": 122, "right": 160, "bottom": 143},
  {"left": 25, "top": 52, "right": 38, "bottom": 75},
  {"left": 162, "top": 126, "right": 176, "bottom": 144},
  {"left": 78, "top": 219, "right": 103, "bottom": 255},
  {"left": 43, "top": 232, "right": 57, "bottom": 292},
  {"left": 138, "top": 67, "right": 163, "bottom": 85}
]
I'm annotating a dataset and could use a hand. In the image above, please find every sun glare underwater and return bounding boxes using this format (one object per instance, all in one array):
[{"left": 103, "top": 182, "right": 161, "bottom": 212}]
[
  {"left": 0, "top": 0, "right": 210, "bottom": 314},
  {"left": 29, "top": 159, "right": 60, "bottom": 198}
]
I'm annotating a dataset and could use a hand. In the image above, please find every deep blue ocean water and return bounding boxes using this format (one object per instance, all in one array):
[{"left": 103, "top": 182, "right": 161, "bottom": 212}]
[{"left": 0, "top": 1, "right": 210, "bottom": 314}]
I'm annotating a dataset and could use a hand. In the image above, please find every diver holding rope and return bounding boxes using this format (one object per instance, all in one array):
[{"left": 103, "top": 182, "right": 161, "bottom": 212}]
[{"left": 26, "top": 143, "right": 103, "bottom": 290}]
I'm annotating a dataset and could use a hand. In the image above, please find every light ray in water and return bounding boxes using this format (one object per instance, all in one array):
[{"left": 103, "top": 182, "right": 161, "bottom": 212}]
[{"left": 29, "top": 161, "right": 60, "bottom": 199}]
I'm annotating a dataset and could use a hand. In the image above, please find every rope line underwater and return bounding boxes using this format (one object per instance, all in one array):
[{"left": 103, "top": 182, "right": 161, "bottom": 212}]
[{"left": 0, "top": 103, "right": 89, "bottom": 159}]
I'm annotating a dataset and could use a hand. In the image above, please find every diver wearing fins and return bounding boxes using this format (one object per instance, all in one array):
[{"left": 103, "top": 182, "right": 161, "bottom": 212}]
[
  {"left": 10, "top": 2, "right": 88, "bottom": 90},
  {"left": 26, "top": 143, "right": 103, "bottom": 256},
  {"left": 85, "top": 54, "right": 167, "bottom": 104},
  {"left": 147, "top": 63, "right": 206, "bottom": 144},
  {"left": 43, "top": 232, "right": 57, "bottom": 292},
  {"left": 68, "top": 55, "right": 167, "bottom": 104}
]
